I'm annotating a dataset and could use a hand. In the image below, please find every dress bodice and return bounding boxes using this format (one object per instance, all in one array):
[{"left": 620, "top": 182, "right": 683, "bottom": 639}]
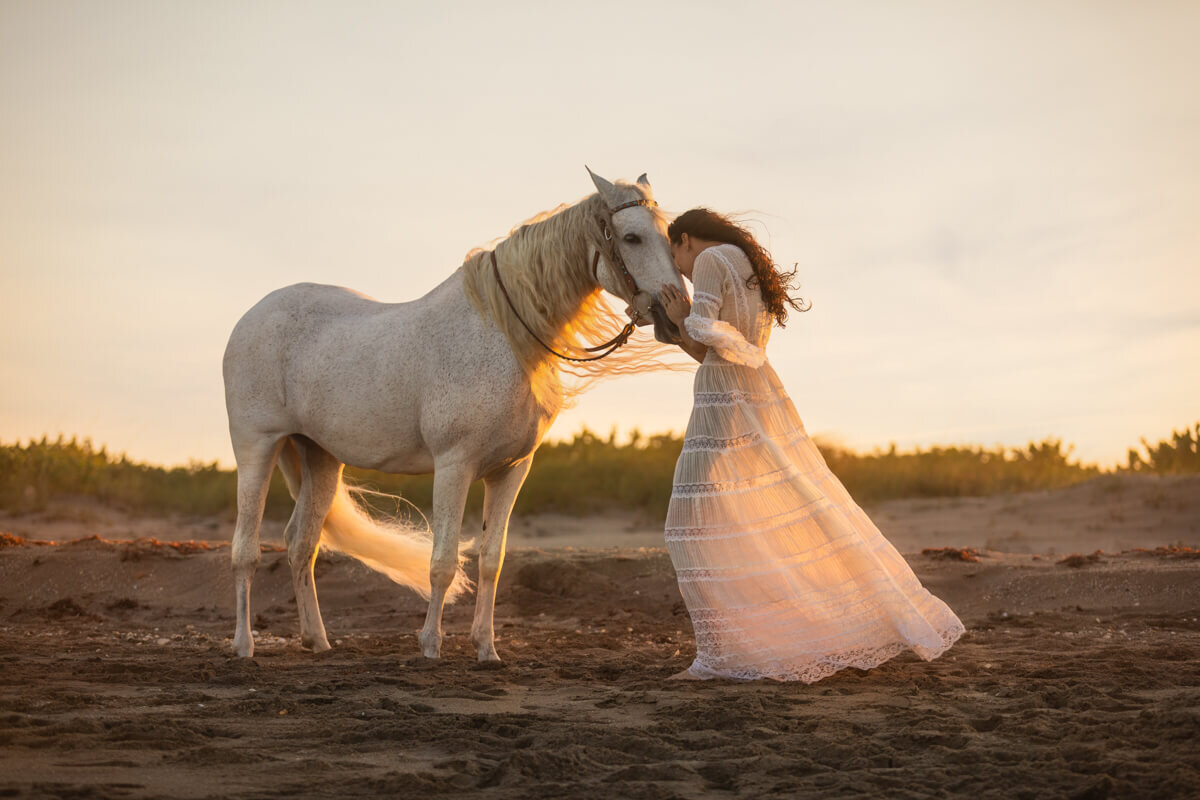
[{"left": 683, "top": 244, "right": 773, "bottom": 366}]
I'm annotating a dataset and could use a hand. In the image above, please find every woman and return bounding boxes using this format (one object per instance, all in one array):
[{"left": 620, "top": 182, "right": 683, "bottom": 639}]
[{"left": 658, "top": 208, "right": 965, "bottom": 682}]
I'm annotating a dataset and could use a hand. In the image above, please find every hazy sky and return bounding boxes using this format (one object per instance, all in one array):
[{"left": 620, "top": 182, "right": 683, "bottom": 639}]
[{"left": 2, "top": 1, "right": 1197, "bottom": 468}]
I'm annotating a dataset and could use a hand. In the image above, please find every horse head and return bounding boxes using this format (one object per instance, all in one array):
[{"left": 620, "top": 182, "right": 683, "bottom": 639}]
[{"left": 586, "top": 167, "right": 684, "bottom": 346}]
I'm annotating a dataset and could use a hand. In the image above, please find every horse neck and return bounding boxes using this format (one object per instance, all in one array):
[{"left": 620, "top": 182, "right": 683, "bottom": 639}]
[
  {"left": 493, "top": 195, "right": 601, "bottom": 330},
  {"left": 458, "top": 193, "right": 609, "bottom": 412},
  {"left": 463, "top": 194, "right": 604, "bottom": 346}
]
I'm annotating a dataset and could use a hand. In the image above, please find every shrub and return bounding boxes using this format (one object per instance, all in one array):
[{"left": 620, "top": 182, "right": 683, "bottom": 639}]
[
  {"left": 1, "top": 422, "right": 1193, "bottom": 522},
  {"left": 1126, "top": 422, "right": 1200, "bottom": 475}
]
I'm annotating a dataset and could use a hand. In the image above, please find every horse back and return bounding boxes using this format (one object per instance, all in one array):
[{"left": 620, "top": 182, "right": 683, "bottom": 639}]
[{"left": 223, "top": 280, "right": 552, "bottom": 476}]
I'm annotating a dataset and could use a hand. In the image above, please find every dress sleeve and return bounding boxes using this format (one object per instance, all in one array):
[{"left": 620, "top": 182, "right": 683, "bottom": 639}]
[{"left": 684, "top": 249, "right": 766, "bottom": 367}]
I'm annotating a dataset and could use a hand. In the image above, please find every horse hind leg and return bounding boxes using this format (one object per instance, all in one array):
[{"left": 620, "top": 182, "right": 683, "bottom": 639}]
[
  {"left": 472, "top": 458, "right": 532, "bottom": 662},
  {"left": 231, "top": 436, "right": 285, "bottom": 658},
  {"left": 283, "top": 436, "right": 341, "bottom": 653}
]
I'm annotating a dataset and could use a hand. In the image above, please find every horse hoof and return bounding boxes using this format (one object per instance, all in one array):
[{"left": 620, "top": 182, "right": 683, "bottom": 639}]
[
  {"left": 476, "top": 647, "right": 501, "bottom": 663},
  {"left": 418, "top": 631, "right": 441, "bottom": 659},
  {"left": 303, "top": 637, "right": 332, "bottom": 653},
  {"left": 473, "top": 658, "right": 505, "bottom": 671},
  {"left": 233, "top": 636, "right": 254, "bottom": 658}
]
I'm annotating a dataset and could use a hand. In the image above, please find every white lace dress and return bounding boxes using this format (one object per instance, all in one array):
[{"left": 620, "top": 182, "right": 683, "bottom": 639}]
[{"left": 666, "top": 244, "right": 966, "bottom": 682}]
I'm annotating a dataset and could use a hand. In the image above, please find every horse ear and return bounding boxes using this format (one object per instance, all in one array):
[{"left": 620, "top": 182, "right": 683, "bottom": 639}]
[
  {"left": 636, "top": 173, "right": 650, "bottom": 187},
  {"left": 586, "top": 165, "right": 618, "bottom": 202}
]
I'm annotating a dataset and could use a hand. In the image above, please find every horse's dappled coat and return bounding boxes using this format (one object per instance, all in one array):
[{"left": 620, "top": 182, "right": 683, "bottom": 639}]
[{"left": 222, "top": 171, "right": 684, "bottom": 661}]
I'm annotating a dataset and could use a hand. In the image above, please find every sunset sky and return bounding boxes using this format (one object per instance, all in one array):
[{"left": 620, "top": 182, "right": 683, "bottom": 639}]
[{"left": 1, "top": 1, "right": 1197, "bottom": 468}]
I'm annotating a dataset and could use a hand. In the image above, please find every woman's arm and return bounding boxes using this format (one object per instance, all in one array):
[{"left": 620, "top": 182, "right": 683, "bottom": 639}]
[
  {"left": 660, "top": 284, "right": 709, "bottom": 363},
  {"left": 670, "top": 250, "right": 766, "bottom": 367}
]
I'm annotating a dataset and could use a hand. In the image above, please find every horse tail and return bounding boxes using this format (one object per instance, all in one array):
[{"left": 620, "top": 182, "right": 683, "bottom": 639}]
[{"left": 278, "top": 438, "right": 474, "bottom": 603}]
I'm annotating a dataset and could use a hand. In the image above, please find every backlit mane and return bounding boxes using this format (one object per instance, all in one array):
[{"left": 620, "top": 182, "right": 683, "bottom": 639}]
[{"left": 462, "top": 183, "right": 685, "bottom": 412}]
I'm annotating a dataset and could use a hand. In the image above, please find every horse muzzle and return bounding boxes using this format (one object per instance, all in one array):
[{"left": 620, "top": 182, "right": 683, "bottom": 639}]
[
  {"left": 649, "top": 300, "right": 681, "bottom": 345},
  {"left": 624, "top": 291, "right": 681, "bottom": 345}
]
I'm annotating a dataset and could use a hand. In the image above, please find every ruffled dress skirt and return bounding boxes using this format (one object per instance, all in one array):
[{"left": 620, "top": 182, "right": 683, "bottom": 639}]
[{"left": 665, "top": 354, "right": 966, "bottom": 683}]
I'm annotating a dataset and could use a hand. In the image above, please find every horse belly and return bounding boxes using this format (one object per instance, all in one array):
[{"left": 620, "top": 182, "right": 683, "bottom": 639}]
[
  {"left": 303, "top": 412, "right": 435, "bottom": 475},
  {"left": 286, "top": 358, "right": 435, "bottom": 474},
  {"left": 416, "top": 368, "right": 551, "bottom": 477},
  {"left": 293, "top": 368, "right": 540, "bottom": 477}
]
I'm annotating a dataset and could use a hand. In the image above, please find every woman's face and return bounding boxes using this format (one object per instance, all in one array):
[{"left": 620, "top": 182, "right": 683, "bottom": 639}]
[{"left": 670, "top": 233, "right": 699, "bottom": 278}]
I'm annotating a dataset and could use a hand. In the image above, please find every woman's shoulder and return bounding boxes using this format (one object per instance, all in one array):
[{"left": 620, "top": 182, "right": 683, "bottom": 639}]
[{"left": 699, "top": 244, "right": 751, "bottom": 275}]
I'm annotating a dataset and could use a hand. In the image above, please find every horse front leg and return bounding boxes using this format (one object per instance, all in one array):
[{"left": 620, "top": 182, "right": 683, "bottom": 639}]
[
  {"left": 418, "top": 463, "right": 473, "bottom": 659},
  {"left": 473, "top": 458, "right": 532, "bottom": 662}
]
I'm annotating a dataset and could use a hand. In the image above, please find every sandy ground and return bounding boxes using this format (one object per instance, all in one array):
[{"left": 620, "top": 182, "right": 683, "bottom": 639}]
[
  {"left": 5, "top": 473, "right": 1196, "bottom": 554},
  {"left": 0, "top": 475, "right": 1198, "bottom": 799}
]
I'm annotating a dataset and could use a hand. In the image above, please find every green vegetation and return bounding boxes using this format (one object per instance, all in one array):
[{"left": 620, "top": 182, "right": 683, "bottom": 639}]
[
  {"left": 0, "top": 437, "right": 251, "bottom": 516},
  {"left": 819, "top": 438, "right": 1100, "bottom": 504},
  {"left": 1, "top": 423, "right": 1195, "bottom": 522},
  {"left": 338, "top": 429, "right": 683, "bottom": 519},
  {"left": 1126, "top": 422, "right": 1200, "bottom": 475}
]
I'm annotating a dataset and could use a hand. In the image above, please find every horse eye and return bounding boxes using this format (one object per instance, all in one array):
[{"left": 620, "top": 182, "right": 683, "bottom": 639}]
[{"left": 623, "top": 233, "right": 641, "bottom": 244}]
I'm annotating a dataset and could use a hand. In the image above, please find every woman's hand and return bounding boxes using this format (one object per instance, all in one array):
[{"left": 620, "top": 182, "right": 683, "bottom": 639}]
[
  {"left": 659, "top": 283, "right": 691, "bottom": 325},
  {"left": 660, "top": 282, "right": 708, "bottom": 363}
]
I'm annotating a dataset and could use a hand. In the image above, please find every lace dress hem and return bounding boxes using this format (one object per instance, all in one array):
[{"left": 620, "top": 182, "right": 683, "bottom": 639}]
[{"left": 685, "top": 616, "right": 966, "bottom": 683}]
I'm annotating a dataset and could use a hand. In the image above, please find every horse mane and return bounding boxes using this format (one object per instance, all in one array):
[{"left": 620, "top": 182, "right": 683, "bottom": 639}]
[{"left": 461, "top": 182, "right": 686, "bottom": 413}]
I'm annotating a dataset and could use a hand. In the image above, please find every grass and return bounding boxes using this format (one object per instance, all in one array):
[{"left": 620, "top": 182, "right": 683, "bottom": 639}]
[
  {"left": 818, "top": 438, "right": 1100, "bottom": 503},
  {"left": 1, "top": 422, "right": 1195, "bottom": 522},
  {"left": 1125, "top": 422, "right": 1200, "bottom": 475}
]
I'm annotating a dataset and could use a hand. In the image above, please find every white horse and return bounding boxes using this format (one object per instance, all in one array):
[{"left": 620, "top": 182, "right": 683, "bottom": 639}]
[{"left": 222, "top": 169, "right": 682, "bottom": 661}]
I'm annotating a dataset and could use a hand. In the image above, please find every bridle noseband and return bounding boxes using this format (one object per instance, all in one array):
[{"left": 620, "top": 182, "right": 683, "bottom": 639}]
[{"left": 490, "top": 198, "right": 658, "bottom": 363}]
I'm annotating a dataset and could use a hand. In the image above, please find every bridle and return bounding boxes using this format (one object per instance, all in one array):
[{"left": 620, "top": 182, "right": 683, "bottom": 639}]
[{"left": 489, "top": 198, "right": 658, "bottom": 363}]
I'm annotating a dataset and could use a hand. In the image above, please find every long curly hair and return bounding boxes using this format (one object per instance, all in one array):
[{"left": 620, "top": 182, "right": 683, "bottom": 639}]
[{"left": 667, "top": 208, "right": 809, "bottom": 327}]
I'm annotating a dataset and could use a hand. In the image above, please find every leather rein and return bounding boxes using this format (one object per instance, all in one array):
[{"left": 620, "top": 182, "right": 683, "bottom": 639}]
[{"left": 489, "top": 198, "right": 657, "bottom": 363}]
